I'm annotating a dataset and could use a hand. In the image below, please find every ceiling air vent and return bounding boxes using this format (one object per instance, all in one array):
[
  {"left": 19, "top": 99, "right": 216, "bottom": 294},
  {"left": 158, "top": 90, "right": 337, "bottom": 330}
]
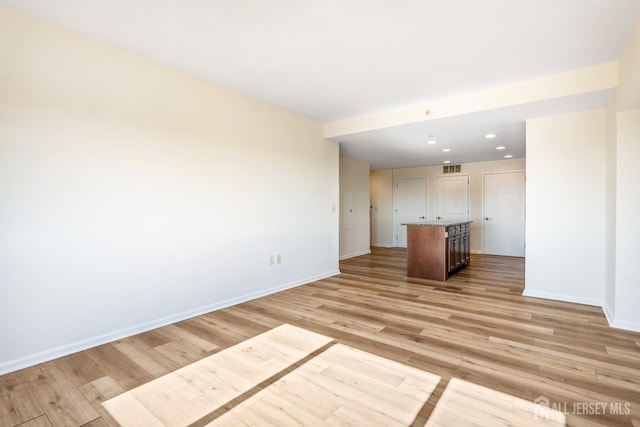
[{"left": 443, "top": 164, "right": 461, "bottom": 174}]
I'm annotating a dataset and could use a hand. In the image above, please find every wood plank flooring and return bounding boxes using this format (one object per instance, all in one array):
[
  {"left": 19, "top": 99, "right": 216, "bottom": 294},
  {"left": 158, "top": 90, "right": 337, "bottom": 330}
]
[
  {"left": 426, "top": 377, "right": 566, "bottom": 426},
  {"left": 102, "top": 325, "right": 332, "bottom": 426},
  {"left": 1, "top": 249, "right": 640, "bottom": 426},
  {"left": 208, "top": 343, "right": 440, "bottom": 427}
]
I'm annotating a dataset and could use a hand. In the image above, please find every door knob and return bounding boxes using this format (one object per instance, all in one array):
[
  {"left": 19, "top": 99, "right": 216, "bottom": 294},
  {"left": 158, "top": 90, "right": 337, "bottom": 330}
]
[
  {"left": 485, "top": 217, "right": 492, "bottom": 220},
  {"left": 419, "top": 216, "right": 425, "bottom": 219}
]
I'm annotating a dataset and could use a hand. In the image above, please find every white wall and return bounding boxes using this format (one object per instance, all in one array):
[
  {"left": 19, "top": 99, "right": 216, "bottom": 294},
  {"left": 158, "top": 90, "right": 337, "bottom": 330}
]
[
  {"left": 613, "top": 108, "right": 640, "bottom": 330},
  {"left": 0, "top": 6, "right": 339, "bottom": 374},
  {"left": 617, "top": 16, "right": 640, "bottom": 111},
  {"left": 370, "top": 169, "right": 394, "bottom": 247},
  {"left": 371, "top": 159, "right": 525, "bottom": 252},
  {"left": 524, "top": 110, "right": 606, "bottom": 306},
  {"left": 604, "top": 97, "right": 618, "bottom": 318},
  {"left": 608, "top": 15, "right": 640, "bottom": 330},
  {"left": 339, "top": 157, "right": 371, "bottom": 259}
]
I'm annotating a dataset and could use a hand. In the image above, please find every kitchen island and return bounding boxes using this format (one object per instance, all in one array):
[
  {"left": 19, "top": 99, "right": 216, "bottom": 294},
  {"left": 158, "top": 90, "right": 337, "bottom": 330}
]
[{"left": 403, "top": 220, "right": 472, "bottom": 281}]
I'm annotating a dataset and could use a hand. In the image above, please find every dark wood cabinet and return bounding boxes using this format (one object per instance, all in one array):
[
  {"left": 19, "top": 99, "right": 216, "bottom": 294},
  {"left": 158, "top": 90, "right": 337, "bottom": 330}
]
[
  {"left": 447, "top": 234, "right": 457, "bottom": 272},
  {"left": 406, "top": 221, "right": 471, "bottom": 281},
  {"left": 446, "top": 223, "right": 470, "bottom": 274}
]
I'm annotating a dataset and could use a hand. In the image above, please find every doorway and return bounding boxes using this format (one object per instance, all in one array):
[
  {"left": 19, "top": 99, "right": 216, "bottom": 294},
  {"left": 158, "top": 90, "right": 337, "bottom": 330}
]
[
  {"left": 483, "top": 171, "right": 525, "bottom": 256},
  {"left": 394, "top": 177, "right": 427, "bottom": 248},
  {"left": 436, "top": 175, "right": 470, "bottom": 222}
]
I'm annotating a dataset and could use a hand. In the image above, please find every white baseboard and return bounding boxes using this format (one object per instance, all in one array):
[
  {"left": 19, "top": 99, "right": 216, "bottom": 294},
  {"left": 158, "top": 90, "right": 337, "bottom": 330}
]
[
  {"left": 372, "top": 243, "right": 393, "bottom": 248},
  {"left": 0, "top": 270, "right": 340, "bottom": 376},
  {"left": 607, "top": 318, "right": 640, "bottom": 333},
  {"left": 521, "top": 290, "right": 640, "bottom": 333},
  {"left": 522, "top": 289, "right": 602, "bottom": 307},
  {"left": 339, "top": 249, "right": 371, "bottom": 260},
  {"left": 602, "top": 304, "right": 640, "bottom": 332},
  {"left": 602, "top": 303, "right": 614, "bottom": 325}
]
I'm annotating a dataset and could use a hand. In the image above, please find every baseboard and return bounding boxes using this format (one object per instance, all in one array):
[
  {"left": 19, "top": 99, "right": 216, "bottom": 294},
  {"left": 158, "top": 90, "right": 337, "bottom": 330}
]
[
  {"left": 522, "top": 289, "right": 602, "bottom": 307},
  {"left": 602, "top": 304, "right": 640, "bottom": 332},
  {"left": 602, "top": 303, "right": 614, "bottom": 325},
  {"left": 0, "top": 269, "right": 341, "bottom": 376},
  {"left": 518, "top": 290, "right": 640, "bottom": 333},
  {"left": 607, "top": 318, "right": 640, "bottom": 333},
  {"left": 339, "top": 249, "right": 371, "bottom": 260},
  {"left": 372, "top": 243, "right": 393, "bottom": 248}
]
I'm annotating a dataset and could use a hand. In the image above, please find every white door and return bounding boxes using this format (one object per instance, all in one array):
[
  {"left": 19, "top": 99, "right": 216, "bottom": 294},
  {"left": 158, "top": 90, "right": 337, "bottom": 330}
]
[
  {"left": 394, "top": 178, "right": 426, "bottom": 248},
  {"left": 483, "top": 171, "right": 525, "bottom": 256},
  {"left": 436, "top": 175, "right": 469, "bottom": 221}
]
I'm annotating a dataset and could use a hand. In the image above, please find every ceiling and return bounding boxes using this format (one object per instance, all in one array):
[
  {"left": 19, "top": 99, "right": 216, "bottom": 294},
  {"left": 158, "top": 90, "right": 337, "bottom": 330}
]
[{"left": 2, "top": 0, "right": 640, "bottom": 169}]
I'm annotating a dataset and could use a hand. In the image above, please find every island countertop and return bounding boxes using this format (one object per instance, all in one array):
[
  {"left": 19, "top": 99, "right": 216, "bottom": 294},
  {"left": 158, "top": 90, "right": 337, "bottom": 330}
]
[{"left": 402, "top": 220, "right": 472, "bottom": 227}]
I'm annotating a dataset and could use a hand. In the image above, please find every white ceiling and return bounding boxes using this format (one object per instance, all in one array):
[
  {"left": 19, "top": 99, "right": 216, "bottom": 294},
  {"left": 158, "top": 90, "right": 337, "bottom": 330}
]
[{"left": 3, "top": 0, "right": 640, "bottom": 169}]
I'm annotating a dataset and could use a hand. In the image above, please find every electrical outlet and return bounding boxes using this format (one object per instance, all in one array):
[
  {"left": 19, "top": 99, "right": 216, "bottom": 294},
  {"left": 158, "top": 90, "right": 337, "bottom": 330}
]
[{"left": 276, "top": 254, "right": 282, "bottom": 264}]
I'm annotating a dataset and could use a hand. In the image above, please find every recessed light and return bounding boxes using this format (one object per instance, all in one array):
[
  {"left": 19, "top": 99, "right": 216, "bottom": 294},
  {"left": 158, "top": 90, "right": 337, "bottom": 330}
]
[
  {"left": 442, "top": 148, "right": 451, "bottom": 152},
  {"left": 443, "top": 160, "right": 451, "bottom": 164},
  {"left": 485, "top": 133, "right": 497, "bottom": 139},
  {"left": 427, "top": 139, "right": 438, "bottom": 145},
  {"left": 504, "top": 154, "right": 513, "bottom": 158},
  {"left": 496, "top": 146, "right": 506, "bottom": 150}
]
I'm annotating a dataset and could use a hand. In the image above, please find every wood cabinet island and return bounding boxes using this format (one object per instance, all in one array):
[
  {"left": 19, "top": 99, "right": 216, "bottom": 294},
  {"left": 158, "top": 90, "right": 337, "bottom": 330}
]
[{"left": 403, "top": 221, "right": 472, "bottom": 281}]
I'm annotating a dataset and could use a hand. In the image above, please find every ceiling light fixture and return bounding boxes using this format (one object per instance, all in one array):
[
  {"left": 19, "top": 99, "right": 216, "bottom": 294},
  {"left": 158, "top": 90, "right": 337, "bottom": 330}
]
[
  {"left": 442, "top": 148, "right": 451, "bottom": 152},
  {"left": 443, "top": 160, "right": 451, "bottom": 164},
  {"left": 504, "top": 154, "right": 513, "bottom": 158},
  {"left": 427, "top": 139, "right": 438, "bottom": 145},
  {"left": 485, "top": 133, "right": 497, "bottom": 139},
  {"left": 496, "top": 146, "right": 506, "bottom": 150}
]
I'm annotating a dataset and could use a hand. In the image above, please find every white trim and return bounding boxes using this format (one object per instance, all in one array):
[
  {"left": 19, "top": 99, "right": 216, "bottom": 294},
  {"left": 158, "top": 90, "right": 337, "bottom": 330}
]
[
  {"left": 602, "top": 303, "right": 614, "bottom": 325},
  {"left": 522, "top": 289, "right": 602, "bottom": 307},
  {"left": 602, "top": 304, "right": 640, "bottom": 332},
  {"left": 339, "top": 249, "right": 371, "bottom": 260},
  {"left": 372, "top": 242, "right": 393, "bottom": 248},
  {"left": 0, "top": 270, "right": 340, "bottom": 376},
  {"left": 607, "top": 318, "right": 640, "bottom": 333}
]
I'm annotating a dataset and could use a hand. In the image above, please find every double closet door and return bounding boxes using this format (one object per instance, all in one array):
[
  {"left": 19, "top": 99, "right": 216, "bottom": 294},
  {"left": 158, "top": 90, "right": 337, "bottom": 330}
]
[
  {"left": 392, "top": 172, "right": 525, "bottom": 257},
  {"left": 394, "top": 175, "right": 470, "bottom": 248}
]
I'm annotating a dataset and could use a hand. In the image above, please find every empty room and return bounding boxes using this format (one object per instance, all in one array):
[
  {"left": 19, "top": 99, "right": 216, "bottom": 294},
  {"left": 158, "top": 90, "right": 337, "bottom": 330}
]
[{"left": 1, "top": 1, "right": 639, "bottom": 426}]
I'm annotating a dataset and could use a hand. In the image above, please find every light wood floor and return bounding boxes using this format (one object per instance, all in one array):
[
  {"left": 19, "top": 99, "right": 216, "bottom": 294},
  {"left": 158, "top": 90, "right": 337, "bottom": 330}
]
[{"left": 2, "top": 249, "right": 639, "bottom": 426}]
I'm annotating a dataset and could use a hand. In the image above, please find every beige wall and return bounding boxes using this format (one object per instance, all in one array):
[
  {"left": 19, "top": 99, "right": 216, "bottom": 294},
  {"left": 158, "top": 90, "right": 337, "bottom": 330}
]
[
  {"left": 371, "top": 159, "right": 525, "bottom": 252},
  {"left": 339, "top": 157, "right": 371, "bottom": 259},
  {"left": 0, "top": 6, "right": 339, "bottom": 374}
]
